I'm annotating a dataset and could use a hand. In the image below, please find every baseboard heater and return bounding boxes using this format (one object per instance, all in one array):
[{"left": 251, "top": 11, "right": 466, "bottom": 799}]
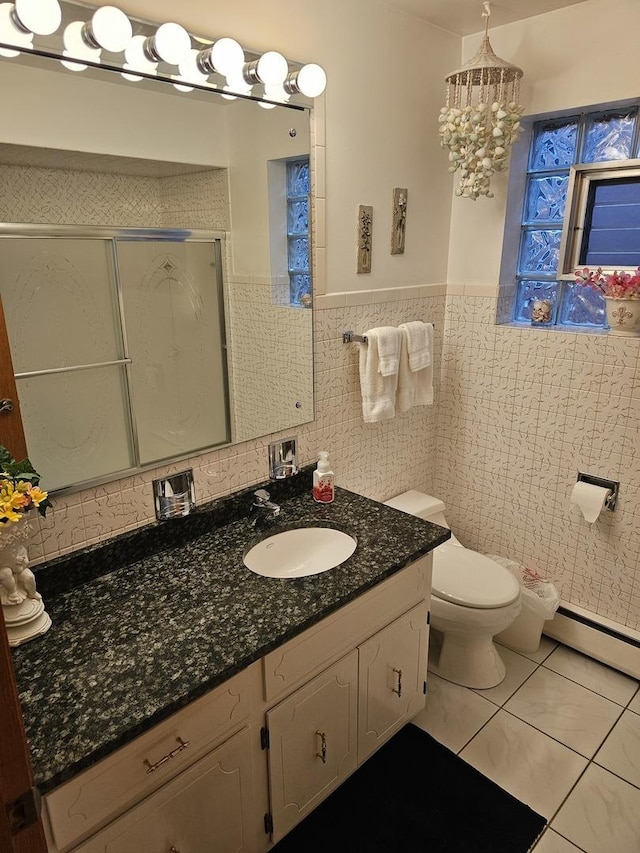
[{"left": 544, "top": 603, "right": 640, "bottom": 680}]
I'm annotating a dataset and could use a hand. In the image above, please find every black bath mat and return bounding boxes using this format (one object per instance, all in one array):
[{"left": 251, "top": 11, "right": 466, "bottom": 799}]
[{"left": 271, "top": 723, "right": 545, "bottom": 853}]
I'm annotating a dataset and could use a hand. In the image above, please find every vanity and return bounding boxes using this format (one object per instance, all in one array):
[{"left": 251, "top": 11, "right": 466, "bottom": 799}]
[{"left": 12, "top": 480, "right": 449, "bottom": 852}]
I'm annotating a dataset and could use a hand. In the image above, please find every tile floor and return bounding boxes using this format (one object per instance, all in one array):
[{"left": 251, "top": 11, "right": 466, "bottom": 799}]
[{"left": 412, "top": 636, "right": 640, "bottom": 853}]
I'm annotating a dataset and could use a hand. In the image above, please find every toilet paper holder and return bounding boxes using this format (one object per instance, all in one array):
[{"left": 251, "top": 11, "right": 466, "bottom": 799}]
[{"left": 576, "top": 472, "right": 619, "bottom": 512}]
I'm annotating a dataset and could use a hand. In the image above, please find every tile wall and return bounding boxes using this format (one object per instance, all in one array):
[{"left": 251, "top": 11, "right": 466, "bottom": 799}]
[{"left": 435, "top": 293, "right": 640, "bottom": 633}]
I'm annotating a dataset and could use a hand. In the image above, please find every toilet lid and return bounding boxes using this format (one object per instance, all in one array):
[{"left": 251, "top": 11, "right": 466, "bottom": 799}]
[{"left": 432, "top": 545, "right": 521, "bottom": 609}]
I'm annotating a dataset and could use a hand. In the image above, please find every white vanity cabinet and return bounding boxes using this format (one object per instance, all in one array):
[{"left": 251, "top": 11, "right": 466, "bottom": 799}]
[{"left": 42, "top": 553, "right": 432, "bottom": 853}]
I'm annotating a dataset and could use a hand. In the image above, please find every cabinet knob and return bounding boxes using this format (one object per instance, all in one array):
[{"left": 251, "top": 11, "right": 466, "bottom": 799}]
[
  {"left": 315, "top": 730, "right": 327, "bottom": 764},
  {"left": 392, "top": 667, "right": 403, "bottom": 698},
  {"left": 170, "top": 847, "right": 181, "bottom": 853}
]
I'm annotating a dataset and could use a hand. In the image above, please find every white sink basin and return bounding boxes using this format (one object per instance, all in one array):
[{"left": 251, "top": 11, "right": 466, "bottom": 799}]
[{"left": 243, "top": 526, "right": 357, "bottom": 579}]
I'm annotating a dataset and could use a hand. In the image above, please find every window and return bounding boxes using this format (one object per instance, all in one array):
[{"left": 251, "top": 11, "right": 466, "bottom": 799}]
[
  {"left": 286, "top": 158, "right": 311, "bottom": 307},
  {"left": 510, "top": 103, "right": 640, "bottom": 327}
]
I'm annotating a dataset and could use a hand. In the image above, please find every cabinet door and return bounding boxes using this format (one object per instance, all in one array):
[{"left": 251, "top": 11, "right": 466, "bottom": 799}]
[
  {"left": 76, "top": 727, "right": 254, "bottom": 853},
  {"left": 357, "top": 603, "right": 428, "bottom": 764},
  {"left": 266, "top": 650, "right": 358, "bottom": 843}
]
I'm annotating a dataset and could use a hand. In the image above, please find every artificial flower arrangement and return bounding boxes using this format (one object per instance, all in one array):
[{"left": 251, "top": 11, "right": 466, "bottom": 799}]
[
  {"left": 0, "top": 444, "right": 50, "bottom": 525},
  {"left": 574, "top": 266, "right": 640, "bottom": 299}
]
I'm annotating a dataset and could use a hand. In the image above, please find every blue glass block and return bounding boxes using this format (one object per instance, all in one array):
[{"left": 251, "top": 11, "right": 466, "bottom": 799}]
[
  {"left": 288, "top": 237, "right": 309, "bottom": 272},
  {"left": 583, "top": 113, "right": 636, "bottom": 162},
  {"left": 287, "top": 199, "right": 309, "bottom": 235},
  {"left": 290, "top": 274, "right": 312, "bottom": 306},
  {"left": 287, "top": 160, "right": 310, "bottom": 197},
  {"left": 558, "top": 282, "right": 605, "bottom": 327},
  {"left": 525, "top": 175, "right": 568, "bottom": 223},
  {"left": 514, "top": 280, "right": 558, "bottom": 322},
  {"left": 530, "top": 121, "right": 578, "bottom": 171},
  {"left": 519, "top": 229, "right": 562, "bottom": 274}
]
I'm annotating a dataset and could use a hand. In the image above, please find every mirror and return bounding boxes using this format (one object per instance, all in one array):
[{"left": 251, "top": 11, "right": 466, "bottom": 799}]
[{"left": 0, "top": 43, "right": 314, "bottom": 492}]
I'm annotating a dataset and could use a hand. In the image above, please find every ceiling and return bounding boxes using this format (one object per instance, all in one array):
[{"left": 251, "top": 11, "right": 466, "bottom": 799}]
[{"left": 385, "top": 0, "right": 588, "bottom": 35}]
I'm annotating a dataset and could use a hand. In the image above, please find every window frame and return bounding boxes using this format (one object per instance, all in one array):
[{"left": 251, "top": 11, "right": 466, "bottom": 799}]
[{"left": 557, "top": 158, "right": 640, "bottom": 279}]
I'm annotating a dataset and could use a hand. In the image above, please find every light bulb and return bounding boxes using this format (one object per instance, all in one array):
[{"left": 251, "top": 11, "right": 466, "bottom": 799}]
[
  {"left": 220, "top": 87, "right": 237, "bottom": 101},
  {"left": 82, "top": 6, "right": 131, "bottom": 53},
  {"left": 12, "top": 0, "right": 61, "bottom": 35},
  {"left": 122, "top": 34, "right": 156, "bottom": 80},
  {"left": 264, "top": 83, "right": 290, "bottom": 104},
  {"left": 256, "top": 50, "right": 288, "bottom": 85},
  {"left": 258, "top": 99, "right": 277, "bottom": 110},
  {"left": 210, "top": 37, "right": 243, "bottom": 76},
  {"left": 61, "top": 20, "right": 100, "bottom": 68},
  {"left": 0, "top": 2, "right": 32, "bottom": 57},
  {"left": 225, "top": 69, "right": 252, "bottom": 97},
  {"left": 178, "top": 48, "right": 207, "bottom": 86},
  {"left": 295, "top": 63, "right": 327, "bottom": 97},
  {"left": 144, "top": 21, "right": 190, "bottom": 66}
]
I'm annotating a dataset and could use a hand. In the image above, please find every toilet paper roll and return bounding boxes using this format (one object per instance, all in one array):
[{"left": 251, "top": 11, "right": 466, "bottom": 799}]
[{"left": 570, "top": 481, "right": 611, "bottom": 523}]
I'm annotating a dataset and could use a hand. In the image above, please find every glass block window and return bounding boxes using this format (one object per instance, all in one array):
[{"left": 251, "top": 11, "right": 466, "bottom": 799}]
[
  {"left": 286, "top": 158, "right": 311, "bottom": 307},
  {"left": 513, "top": 104, "right": 640, "bottom": 327}
]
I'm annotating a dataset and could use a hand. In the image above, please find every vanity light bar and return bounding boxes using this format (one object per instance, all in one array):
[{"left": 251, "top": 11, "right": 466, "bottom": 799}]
[{"left": 1, "top": 0, "right": 327, "bottom": 98}]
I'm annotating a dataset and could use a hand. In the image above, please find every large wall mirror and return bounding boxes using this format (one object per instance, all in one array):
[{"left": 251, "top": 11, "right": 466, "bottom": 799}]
[{"left": 0, "top": 4, "right": 315, "bottom": 492}]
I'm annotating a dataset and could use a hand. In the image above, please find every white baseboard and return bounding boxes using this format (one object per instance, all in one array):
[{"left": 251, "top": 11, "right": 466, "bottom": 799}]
[{"left": 544, "top": 605, "right": 640, "bottom": 679}]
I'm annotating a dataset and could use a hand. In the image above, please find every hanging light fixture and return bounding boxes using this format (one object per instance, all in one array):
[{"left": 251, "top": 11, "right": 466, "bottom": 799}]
[{"left": 439, "top": 2, "right": 523, "bottom": 200}]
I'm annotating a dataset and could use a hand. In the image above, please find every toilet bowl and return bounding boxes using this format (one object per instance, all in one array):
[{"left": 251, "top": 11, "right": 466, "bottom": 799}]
[{"left": 384, "top": 490, "right": 521, "bottom": 689}]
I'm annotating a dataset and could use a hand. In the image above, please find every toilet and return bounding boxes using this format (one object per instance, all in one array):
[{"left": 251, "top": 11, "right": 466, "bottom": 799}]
[{"left": 384, "top": 491, "right": 521, "bottom": 689}]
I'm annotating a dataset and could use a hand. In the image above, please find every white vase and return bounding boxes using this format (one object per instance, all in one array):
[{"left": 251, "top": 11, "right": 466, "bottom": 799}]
[
  {"left": 0, "top": 516, "right": 51, "bottom": 646},
  {"left": 604, "top": 296, "right": 640, "bottom": 336}
]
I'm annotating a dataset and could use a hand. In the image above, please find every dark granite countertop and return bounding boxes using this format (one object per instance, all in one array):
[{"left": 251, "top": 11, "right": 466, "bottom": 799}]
[{"left": 11, "top": 476, "right": 449, "bottom": 795}]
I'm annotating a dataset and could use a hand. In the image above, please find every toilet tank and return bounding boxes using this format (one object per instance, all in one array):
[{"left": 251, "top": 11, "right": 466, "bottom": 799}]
[{"left": 383, "top": 490, "right": 449, "bottom": 529}]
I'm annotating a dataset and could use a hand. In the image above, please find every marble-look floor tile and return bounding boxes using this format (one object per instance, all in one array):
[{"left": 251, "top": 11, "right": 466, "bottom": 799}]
[
  {"left": 628, "top": 687, "right": 640, "bottom": 715},
  {"left": 504, "top": 667, "right": 622, "bottom": 757},
  {"left": 459, "top": 710, "right": 587, "bottom": 818},
  {"left": 411, "top": 673, "right": 497, "bottom": 753},
  {"left": 531, "top": 829, "right": 586, "bottom": 852},
  {"left": 543, "top": 645, "right": 639, "bottom": 705},
  {"left": 595, "top": 709, "right": 640, "bottom": 787},
  {"left": 472, "top": 645, "right": 538, "bottom": 706},
  {"left": 552, "top": 764, "right": 640, "bottom": 853}
]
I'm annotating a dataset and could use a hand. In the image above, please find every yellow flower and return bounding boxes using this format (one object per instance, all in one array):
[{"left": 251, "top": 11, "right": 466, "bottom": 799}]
[
  {"left": 28, "top": 486, "right": 48, "bottom": 507},
  {"left": 0, "top": 481, "right": 27, "bottom": 510},
  {"left": 0, "top": 503, "right": 22, "bottom": 523}
]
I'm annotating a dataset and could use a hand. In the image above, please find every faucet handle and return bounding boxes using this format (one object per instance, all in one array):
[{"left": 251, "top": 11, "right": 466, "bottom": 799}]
[{"left": 253, "top": 489, "right": 271, "bottom": 505}]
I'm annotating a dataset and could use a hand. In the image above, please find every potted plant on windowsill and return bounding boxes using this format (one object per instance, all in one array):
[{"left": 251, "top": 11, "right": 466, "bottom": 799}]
[{"left": 574, "top": 267, "right": 640, "bottom": 336}]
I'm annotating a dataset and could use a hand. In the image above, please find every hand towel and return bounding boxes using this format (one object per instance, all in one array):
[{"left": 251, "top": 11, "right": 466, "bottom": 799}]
[
  {"left": 397, "top": 323, "right": 434, "bottom": 412},
  {"left": 375, "top": 325, "right": 402, "bottom": 377},
  {"left": 398, "top": 321, "right": 432, "bottom": 371},
  {"left": 359, "top": 327, "right": 402, "bottom": 422}
]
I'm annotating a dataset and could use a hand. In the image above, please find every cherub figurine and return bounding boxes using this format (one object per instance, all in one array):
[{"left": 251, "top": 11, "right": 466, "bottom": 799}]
[{"left": 0, "top": 545, "right": 41, "bottom": 606}]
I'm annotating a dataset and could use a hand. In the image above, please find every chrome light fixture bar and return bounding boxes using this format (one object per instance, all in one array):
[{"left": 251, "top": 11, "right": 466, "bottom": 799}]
[{"left": 0, "top": 0, "right": 327, "bottom": 101}]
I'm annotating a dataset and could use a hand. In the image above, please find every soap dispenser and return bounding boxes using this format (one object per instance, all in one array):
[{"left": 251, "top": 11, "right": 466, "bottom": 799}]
[{"left": 313, "top": 451, "right": 335, "bottom": 504}]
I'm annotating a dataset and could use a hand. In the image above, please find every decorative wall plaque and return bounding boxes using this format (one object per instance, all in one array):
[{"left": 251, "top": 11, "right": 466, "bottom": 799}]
[
  {"left": 391, "top": 187, "right": 408, "bottom": 255},
  {"left": 357, "top": 204, "right": 373, "bottom": 274}
]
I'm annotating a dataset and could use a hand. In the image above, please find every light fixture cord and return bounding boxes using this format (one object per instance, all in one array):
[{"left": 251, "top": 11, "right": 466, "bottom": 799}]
[{"left": 482, "top": 1, "right": 491, "bottom": 36}]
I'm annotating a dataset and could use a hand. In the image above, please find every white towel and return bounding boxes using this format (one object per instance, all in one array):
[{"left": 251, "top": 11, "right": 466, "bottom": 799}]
[
  {"left": 397, "top": 323, "right": 434, "bottom": 412},
  {"left": 399, "top": 321, "right": 432, "bottom": 371},
  {"left": 359, "top": 327, "right": 402, "bottom": 422},
  {"left": 375, "top": 326, "right": 401, "bottom": 377}
]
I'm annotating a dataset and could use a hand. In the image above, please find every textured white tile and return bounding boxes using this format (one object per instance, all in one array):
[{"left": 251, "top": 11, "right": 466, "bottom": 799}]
[
  {"left": 412, "top": 672, "right": 497, "bottom": 753},
  {"left": 531, "top": 829, "right": 585, "bottom": 853},
  {"left": 543, "top": 645, "right": 639, "bottom": 706},
  {"left": 460, "top": 711, "right": 587, "bottom": 818},
  {"left": 472, "top": 646, "right": 538, "bottom": 706},
  {"left": 595, "top": 709, "right": 640, "bottom": 787},
  {"left": 504, "top": 667, "right": 622, "bottom": 757},
  {"left": 552, "top": 764, "right": 640, "bottom": 853}
]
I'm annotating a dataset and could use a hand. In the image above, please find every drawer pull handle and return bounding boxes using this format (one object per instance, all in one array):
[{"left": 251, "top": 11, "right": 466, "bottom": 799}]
[
  {"left": 144, "top": 737, "right": 190, "bottom": 774},
  {"left": 392, "top": 667, "right": 403, "bottom": 698},
  {"left": 316, "top": 730, "right": 327, "bottom": 764}
]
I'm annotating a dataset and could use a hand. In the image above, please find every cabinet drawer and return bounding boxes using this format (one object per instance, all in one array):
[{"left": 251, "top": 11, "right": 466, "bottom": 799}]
[
  {"left": 75, "top": 726, "right": 255, "bottom": 853},
  {"left": 262, "top": 555, "right": 431, "bottom": 703},
  {"left": 46, "top": 663, "right": 260, "bottom": 852}
]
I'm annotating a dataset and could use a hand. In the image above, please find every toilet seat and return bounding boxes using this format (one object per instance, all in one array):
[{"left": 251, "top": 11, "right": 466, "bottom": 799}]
[{"left": 432, "top": 545, "right": 520, "bottom": 609}]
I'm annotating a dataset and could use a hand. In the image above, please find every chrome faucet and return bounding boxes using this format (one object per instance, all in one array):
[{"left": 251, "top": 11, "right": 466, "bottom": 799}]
[{"left": 250, "top": 489, "right": 281, "bottom": 528}]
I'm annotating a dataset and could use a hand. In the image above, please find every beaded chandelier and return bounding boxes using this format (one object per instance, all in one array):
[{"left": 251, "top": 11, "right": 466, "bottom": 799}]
[{"left": 439, "top": 2, "right": 524, "bottom": 200}]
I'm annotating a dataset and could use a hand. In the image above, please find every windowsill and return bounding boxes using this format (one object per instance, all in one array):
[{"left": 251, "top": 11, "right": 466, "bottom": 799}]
[{"left": 500, "top": 321, "right": 610, "bottom": 336}]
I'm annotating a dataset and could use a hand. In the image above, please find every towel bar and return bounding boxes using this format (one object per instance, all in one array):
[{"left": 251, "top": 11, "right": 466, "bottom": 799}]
[{"left": 343, "top": 325, "right": 435, "bottom": 344}]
